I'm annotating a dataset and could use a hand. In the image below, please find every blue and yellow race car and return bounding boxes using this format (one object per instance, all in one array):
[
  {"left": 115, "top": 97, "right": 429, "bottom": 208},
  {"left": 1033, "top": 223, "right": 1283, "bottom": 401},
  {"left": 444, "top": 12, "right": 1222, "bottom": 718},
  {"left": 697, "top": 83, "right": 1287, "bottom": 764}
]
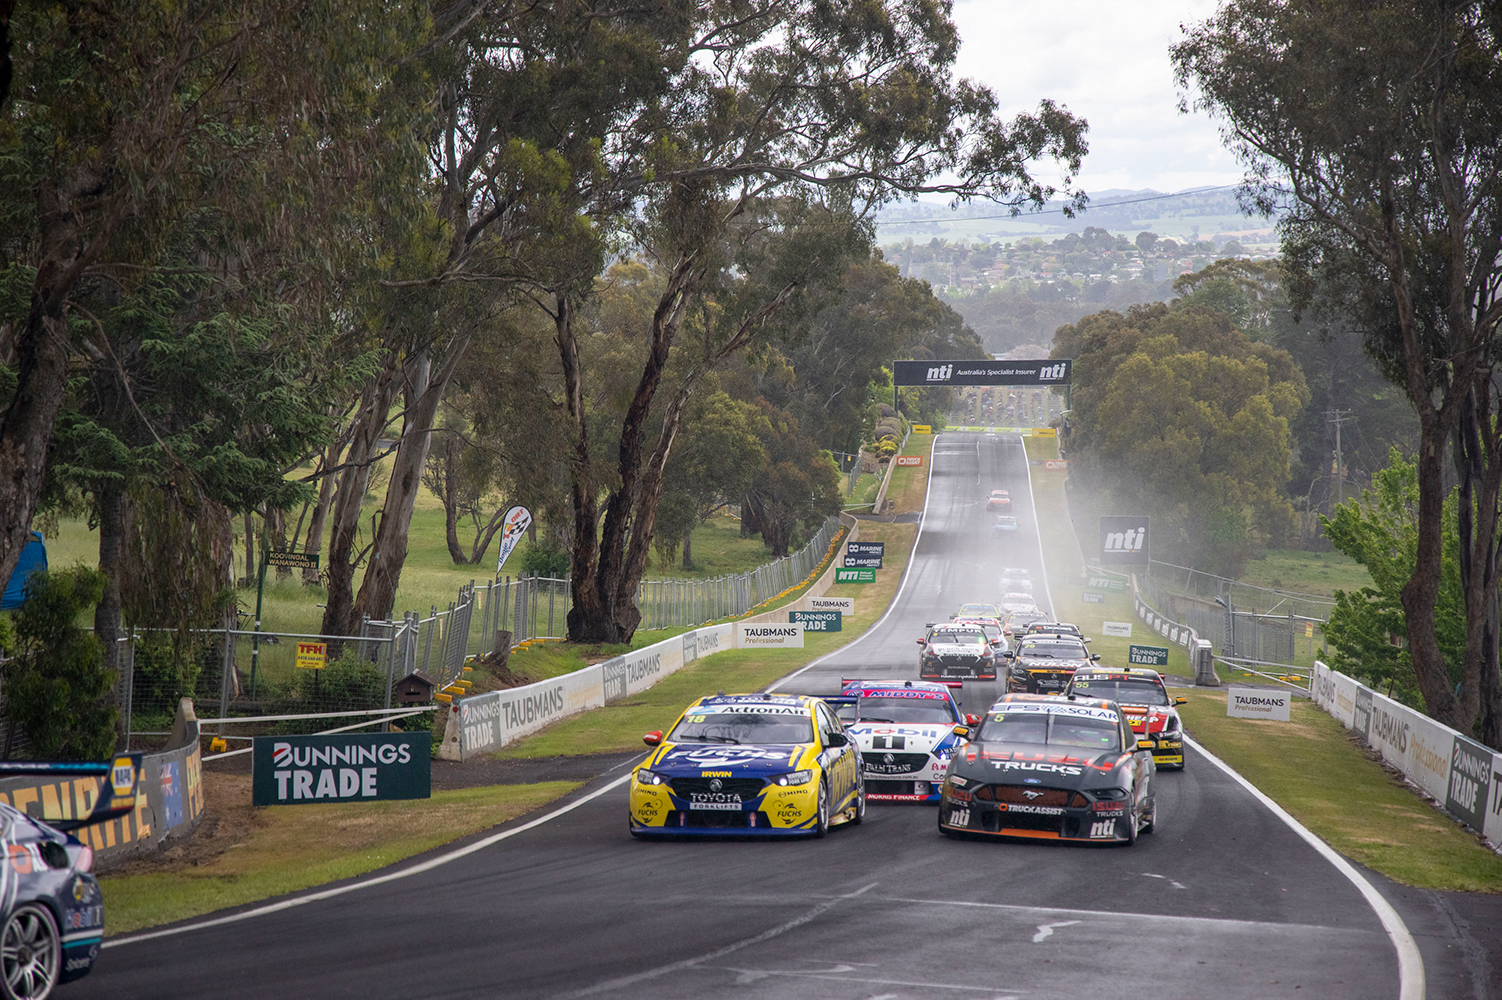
[{"left": 629, "top": 693, "right": 864, "bottom": 837}]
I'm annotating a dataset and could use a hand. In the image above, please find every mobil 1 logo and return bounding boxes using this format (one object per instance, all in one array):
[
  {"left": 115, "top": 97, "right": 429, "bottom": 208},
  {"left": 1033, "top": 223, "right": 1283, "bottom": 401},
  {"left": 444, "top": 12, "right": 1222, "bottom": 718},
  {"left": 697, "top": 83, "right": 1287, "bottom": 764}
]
[
  {"left": 1100, "top": 515, "right": 1149, "bottom": 566},
  {"left": 1446, "top": 735, "right": 1494, "bottom": 832},
  {"left": 253, "top": 732, "right": 430, "bottom": 805}
]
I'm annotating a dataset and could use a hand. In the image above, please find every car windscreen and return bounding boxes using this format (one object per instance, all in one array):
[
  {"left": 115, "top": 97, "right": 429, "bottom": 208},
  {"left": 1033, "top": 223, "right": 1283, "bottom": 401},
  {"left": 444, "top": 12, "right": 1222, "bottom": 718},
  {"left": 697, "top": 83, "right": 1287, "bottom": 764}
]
[
  {"left": 668, "top": 710, "right": 813, "bottom": 745},
  {"left": 932, "top": 629, "right": 985, "bottom": 644},
  {"left": 976, "top": 710, "right": 1121, "bottom": 751},
  {"left": 1071, "top": 677, "right": 1169, "bottom": 706},
  {"left": 855, "top": 695, "right": 957, "bottom": 724},
  {"left": 1017, "top": 641, "right": 1087, "bottom": 659},
  {"left": 958, "top": 604, "right": 996, "bottom": 616}
]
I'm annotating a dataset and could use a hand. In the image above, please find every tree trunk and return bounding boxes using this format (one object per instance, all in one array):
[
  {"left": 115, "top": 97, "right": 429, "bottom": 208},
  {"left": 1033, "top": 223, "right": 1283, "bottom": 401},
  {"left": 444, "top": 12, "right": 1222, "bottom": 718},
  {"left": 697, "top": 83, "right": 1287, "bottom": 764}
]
[
  {"left": 242, "top": 512, "right": 255, "bottom": 586},
  {"left": 320, "top": 358, "right": 403, "bottom": 641},
  {"left": 352, "top": 335, "right": 472, "bottom": 624},
  {"left": 558, "top": 297, "right": 608, "bottom": 642},
  {"left": 440, "top": 432, "right": 466, "bottom": 564},
  {"left": 266, "top": 507, "right": 291, "bottom": 581},
  {"left": 302, "top": 439, "right": 341, "bottom": 587},
  {"left": 1401, "top": 409, "right": 1459, "bottom": 726},
  {"left": 93, "top": 481, "right": 124, "bottom": 681}
]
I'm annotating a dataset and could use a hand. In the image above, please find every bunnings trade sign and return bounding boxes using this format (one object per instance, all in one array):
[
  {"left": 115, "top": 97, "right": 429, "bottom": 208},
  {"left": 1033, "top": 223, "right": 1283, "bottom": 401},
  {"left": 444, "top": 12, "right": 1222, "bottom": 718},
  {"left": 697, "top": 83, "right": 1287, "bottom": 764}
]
[{"left": 252, "top": 733, "right": 430, "bottom": 805}]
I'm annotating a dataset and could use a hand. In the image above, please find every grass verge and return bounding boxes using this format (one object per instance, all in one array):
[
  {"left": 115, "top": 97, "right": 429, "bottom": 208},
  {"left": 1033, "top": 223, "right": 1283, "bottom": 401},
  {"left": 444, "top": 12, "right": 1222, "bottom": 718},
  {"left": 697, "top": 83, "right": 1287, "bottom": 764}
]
[
  {"left": 888, "top": 432, "right": 934, "bottom": 514},
  {"left": 1178, "top": 691, "right": 1502, "bottom": 891},
  {"left": 494, "top": 521, "right": 918, "bottom": 758},
  {"left": 101, "top": 778, "right": 580, "bottom": 935}
]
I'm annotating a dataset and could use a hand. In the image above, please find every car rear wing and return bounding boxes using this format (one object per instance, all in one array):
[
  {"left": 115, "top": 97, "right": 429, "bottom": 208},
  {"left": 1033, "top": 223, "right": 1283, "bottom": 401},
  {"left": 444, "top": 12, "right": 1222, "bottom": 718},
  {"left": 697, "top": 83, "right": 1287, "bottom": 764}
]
[{"left": 0, "top": 754, "right": 143, "bottom": 832}]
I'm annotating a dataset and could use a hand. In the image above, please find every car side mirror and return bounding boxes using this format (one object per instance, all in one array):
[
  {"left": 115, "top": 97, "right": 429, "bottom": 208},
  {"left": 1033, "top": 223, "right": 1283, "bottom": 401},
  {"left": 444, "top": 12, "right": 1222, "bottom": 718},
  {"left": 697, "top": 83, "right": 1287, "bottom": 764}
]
[
  {"left": 916, "top": 638, "right": 926, "bottom": 645},
  {"left": 826, "top": 731, "right": 848, "bottom": 747},
  {"left": 990, "top": 639, "right": 1002, "bottom": 646},
  {"left": 1090, "top": 653, "right": 1101, "bottom": 661},
  {"left": 643, "top": 731, "right": 662, "bottom": 747},
  {"left": 1136, "top": 739, "right": 1152, "bottom": 752},
  {"left": 952, "top": 725, "right": 971, "bottom": 740},
  {"left": 964, "top": 714, "right": 980, "bottom": 726}
]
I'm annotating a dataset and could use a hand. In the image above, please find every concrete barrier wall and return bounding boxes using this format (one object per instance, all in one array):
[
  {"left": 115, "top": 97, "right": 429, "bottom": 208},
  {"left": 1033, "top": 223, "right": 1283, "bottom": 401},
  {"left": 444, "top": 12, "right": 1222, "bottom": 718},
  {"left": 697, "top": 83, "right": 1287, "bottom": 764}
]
[
  {"left": 1311, "top": 661, "right": 1502, "bottom": 846},
  {"left": 0, "top": 699, "right": 205, "bottom": 871}
]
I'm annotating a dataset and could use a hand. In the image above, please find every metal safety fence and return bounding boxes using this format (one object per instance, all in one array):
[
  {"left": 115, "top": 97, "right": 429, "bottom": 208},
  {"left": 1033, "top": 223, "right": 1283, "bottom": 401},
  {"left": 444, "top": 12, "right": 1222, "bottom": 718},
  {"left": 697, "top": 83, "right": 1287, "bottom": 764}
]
[{"left": 1139, "top": 560, "right": 1332, "bottom": 667}]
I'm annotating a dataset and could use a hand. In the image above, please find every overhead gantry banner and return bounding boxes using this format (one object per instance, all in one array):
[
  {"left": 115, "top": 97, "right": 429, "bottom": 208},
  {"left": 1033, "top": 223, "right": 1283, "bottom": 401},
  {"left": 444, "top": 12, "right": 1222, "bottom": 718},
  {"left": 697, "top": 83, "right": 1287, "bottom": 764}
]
[{"left": 892, "top": 359, "right": 1072, "bottom": 386}]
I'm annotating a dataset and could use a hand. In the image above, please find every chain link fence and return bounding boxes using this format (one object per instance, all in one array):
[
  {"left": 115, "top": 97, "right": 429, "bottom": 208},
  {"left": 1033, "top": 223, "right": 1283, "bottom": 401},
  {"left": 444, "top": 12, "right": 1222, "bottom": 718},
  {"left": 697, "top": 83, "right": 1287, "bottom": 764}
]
[
  {"left": 1139, "top": 559, "right": 1332, "bottom": 667},
  {"left": 90, "top": 515, "right": 844, "bottom": 751}
]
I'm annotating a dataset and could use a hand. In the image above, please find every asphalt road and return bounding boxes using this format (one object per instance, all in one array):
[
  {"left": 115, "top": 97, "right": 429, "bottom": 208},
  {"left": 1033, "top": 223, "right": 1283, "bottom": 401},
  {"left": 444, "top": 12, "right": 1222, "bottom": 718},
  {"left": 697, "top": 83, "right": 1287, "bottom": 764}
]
[{"left": 78, "top": 432, "right": 1449, "bottom": 999}]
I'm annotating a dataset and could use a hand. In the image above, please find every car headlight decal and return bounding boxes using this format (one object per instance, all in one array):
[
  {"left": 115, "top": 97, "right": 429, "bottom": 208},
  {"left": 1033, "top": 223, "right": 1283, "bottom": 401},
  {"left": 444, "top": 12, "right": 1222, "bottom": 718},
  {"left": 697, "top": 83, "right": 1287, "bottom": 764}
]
[
  {"left": 773, "top": 769, "right": 814, "bottom": 787},
  {"left": 635, "top": 768, "right": 666, "bottom": 786}
]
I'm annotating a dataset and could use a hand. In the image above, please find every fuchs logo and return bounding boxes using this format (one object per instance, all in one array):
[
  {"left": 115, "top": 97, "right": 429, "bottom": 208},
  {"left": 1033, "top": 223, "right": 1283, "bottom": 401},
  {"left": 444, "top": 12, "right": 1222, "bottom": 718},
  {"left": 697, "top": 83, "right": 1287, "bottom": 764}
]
[
  {"left": 926, "top": 364, "right": 953, "bottom": 382},
  {"left": 1037, "top": 362, "right": 1069, "bottom": 381},
  {"left": 272, "top": 742, "right": 293, "bottom": 767}
]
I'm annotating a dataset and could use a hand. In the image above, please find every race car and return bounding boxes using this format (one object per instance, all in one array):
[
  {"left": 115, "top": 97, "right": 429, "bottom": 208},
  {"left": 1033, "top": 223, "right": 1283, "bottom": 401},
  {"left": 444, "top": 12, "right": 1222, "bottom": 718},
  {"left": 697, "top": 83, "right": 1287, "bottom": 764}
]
[
  {"left": 986, "top": 490, "right": 1012, "bottom": 511},
  {"left": 0, "top": 757, "right": 140, "bottom": 997},
  {"left": 1005, "top": 634, "right": 1099, "bottom": 694},
  {"left": 828, "top": 680, "right": 980, "bottom": 803},
  {"left": 953, "top": 602, "right": 1002, "bottom": 620},
  {"left": 999, "top": 592, "right": 1038, "bottom": 615},
  {"left": 992, "top": 515, "right": 1019, "bottom": 534},
  {"left": 629, "top": 693, "right": 864, "bottom": 837},
  {"left": 1024, "top": 621, "right": 1088, "bottom": 641},
  {"left": 938, "top": 694, "right": 1157, "bottom": 843},
  {"left": 1065, "top": 667, "right": 1188, "bottom": 769},
  {"left": 998, "top": 567, "right": 1033, "bottom": 594},
  {"left": 1002, "top": 608, "right": 1049, "bottom": 637},
  {"left": 918, "top": 623, "right": 1003, "bottom": 680}
]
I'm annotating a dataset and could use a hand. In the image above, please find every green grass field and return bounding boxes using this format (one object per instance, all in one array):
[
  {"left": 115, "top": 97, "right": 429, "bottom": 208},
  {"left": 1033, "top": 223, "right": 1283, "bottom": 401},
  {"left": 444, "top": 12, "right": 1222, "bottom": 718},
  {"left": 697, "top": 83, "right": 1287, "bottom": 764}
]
[
  {"left": 1235, "top": 548, "right": 1374, "bottom": 598},
  {"left": 1179, "top": 691, "right": 1502, "bottom": 891},
  {"left": 888, "top": 432, "right": 934, "bottom": 514}
]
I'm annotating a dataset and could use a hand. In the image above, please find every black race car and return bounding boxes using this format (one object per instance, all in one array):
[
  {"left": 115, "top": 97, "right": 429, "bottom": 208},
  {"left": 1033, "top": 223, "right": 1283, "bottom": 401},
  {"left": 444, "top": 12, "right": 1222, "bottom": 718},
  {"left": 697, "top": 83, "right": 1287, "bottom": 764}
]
[
  {"left": 918, "top": 624, "right": 1003, "bottom": 681},
  {"left": 1005, "top": 634, "right": 1098, "bottom": 694},
  {"left": 0, "top": 758, "right": 138, "bottom": 998},
  {"left": 938, "top": 694, "right": 1157, "bottom": 844}
]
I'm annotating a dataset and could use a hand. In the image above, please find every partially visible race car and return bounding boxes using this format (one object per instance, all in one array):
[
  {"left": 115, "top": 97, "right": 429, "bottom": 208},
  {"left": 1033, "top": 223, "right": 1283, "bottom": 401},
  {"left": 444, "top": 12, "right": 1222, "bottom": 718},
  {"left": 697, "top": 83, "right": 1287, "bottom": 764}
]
[
  {"left": 1024, "top": 621, "right": 1087, "bottom": 642},
  {"left": 992, "top": 515, "right": 1019, "bottom": 534},
  {"left": 1002, "top": 608, "right": 1049, "bottom": 637},
  {"left": 986, "top": 490, "right": 1011, "bottom": 511},
  {"left": 953, "top": 602, "right": 1002, "bottom": 620},
  {"left": 999, "top": 592, "right": 1038, "bottom": 615},
  {"left": 951, "top": 616, "right": 1007, "bottom": 652},
  {"left": 938, "top": 694, "right": 1157, "bottom": 843},
  {"left": 0, "top": 757, "right": 141, "bottom": 998},
  {"left": 918, "top": 624, "right": 1002, "bottom": 681},
  {"left": 629, "top": 693, "right": 864, "bottom": 837},
  {"left": 1065, "top": 668, "right": 1188, "bottom": 769},
  {"left": 1005, "top": 634, "right": 1098, "bottom": 694},
  {"left": 828, "top": 680, "right": 979, "bottom": 803}
]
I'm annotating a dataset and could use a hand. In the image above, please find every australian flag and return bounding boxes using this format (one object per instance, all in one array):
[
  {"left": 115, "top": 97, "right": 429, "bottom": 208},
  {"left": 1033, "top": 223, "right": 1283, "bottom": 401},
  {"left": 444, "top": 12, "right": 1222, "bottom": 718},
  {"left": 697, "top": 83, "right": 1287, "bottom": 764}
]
[{"left": 160, "top": 761, "right": 183, "bottom": 828}]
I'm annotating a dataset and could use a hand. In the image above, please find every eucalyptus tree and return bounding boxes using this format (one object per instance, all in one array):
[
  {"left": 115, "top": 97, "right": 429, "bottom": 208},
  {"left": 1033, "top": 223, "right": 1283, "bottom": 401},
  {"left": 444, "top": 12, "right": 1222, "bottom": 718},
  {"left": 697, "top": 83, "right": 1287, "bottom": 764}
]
[
  {"left": 0, "top": 0, "right": 424, "bottom": 599},
  {"left": 1174, "top": 0, "right": 1502, "bottom": 741}
]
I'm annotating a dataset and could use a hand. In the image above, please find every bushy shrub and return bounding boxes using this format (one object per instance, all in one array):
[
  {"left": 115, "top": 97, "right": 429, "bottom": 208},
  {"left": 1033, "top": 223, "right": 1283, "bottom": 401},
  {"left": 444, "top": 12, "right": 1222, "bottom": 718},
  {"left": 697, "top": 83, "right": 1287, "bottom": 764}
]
[{"left": 519, "top": 539, "right": 570, "bottom": 578}]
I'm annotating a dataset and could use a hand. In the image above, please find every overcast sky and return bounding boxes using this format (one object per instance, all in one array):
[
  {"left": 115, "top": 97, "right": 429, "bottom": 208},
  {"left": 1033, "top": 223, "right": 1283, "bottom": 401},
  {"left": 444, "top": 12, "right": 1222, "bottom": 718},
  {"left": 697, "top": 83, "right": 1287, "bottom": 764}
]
[{"left": 951, "top": 0, "right": 1239, "bottom": 194}]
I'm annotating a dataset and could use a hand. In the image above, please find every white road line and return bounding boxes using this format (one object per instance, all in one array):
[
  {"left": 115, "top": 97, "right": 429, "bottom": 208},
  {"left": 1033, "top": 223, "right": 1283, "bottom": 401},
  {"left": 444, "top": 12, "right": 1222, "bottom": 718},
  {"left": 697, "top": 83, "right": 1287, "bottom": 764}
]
[
  {"left": 766, "top": 434, "right": 939, "bottom": 691},
  {"left": 1018, "top": 433, "right": 1056, "bottom": 618},
  {"left": 563, "top": 882, "right": 880, "bottom": 998},
  {"left": 103, "top": 770, "right": 637, "bottom": 949},
  {"left": 1031, "top": 920, "right": 1079, "bottom": 943},
  {"left": 1185, "top": 734, "right": 1425, "bottom": 1000}
]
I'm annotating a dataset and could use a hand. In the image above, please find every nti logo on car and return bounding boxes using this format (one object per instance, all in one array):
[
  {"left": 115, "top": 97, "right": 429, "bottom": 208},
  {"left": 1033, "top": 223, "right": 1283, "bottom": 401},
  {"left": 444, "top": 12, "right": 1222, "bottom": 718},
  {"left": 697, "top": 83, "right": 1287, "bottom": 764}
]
[{"left": 252, "top": 732, "right": 431, "bottom": 805}]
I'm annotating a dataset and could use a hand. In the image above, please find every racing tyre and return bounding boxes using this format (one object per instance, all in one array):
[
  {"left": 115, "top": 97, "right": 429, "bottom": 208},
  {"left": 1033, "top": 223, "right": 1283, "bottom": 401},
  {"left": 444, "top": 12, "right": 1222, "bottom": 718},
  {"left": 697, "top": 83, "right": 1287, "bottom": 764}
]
[
  {"left": 1122, "top": 804, "right": 1139, "bottom": 847},
  {"left": 849, "top": 778, "right": 866, "bottom": 826},
  {"left": 1, "top": 903, "right": 60, "bottom": 1000},
  {"left": 813, "top": 780, "right": 830, "bottom": 838},
  {"left": 1141, "top": 795, "right": 1157, "bottom": 834}
]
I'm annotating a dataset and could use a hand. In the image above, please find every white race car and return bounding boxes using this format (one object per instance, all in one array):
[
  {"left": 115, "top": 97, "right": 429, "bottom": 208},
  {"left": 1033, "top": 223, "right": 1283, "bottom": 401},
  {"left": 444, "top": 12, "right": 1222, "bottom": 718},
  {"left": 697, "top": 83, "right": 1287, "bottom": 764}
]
[{"left": 828, "top": 680, "right": 979, "bottom": 802}]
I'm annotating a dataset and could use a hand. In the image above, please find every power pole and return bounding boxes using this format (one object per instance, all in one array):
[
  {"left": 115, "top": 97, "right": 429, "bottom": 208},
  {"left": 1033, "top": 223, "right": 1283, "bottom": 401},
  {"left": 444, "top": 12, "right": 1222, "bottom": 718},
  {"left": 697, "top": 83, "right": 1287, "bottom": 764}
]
[{"left": 1326, "top": 408, "right": 1355, "bottom": 505}]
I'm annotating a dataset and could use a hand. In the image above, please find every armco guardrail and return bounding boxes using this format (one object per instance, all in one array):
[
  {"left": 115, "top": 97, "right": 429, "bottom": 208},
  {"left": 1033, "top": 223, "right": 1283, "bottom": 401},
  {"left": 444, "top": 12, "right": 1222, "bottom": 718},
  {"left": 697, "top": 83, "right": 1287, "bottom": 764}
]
[
  {"left": 0, "top": 699, "right": 204, "bottom": 870},
  {"left": 1311, "top": 661, "right": 1502, "bottom": 846},
  {"left": 1131, "top": 574, "right": 1219, "bottom": 686}
]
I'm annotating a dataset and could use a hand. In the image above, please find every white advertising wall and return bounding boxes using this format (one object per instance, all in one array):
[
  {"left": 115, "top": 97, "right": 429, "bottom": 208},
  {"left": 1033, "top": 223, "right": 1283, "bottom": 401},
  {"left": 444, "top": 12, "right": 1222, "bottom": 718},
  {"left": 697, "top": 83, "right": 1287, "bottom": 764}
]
[
  {"left": 1309, "top": 661, "right": 1501, "bottom": 846},
  {"left": 442, "top": 622, "right": 738, "bottom": 760}
]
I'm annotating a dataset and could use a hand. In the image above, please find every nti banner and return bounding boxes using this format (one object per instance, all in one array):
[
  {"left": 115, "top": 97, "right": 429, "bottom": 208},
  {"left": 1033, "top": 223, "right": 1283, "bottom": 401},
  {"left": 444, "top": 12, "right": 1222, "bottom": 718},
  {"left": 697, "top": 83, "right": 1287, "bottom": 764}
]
[
  {"left": 253, "top": 733, "right": 430, "bottom": 805},
  {"left": 893, "top": 359, "right": 1072, "bottom": 386},
  {"left": 1099, "top": 515, "right": 1149, "bottom": 566}
]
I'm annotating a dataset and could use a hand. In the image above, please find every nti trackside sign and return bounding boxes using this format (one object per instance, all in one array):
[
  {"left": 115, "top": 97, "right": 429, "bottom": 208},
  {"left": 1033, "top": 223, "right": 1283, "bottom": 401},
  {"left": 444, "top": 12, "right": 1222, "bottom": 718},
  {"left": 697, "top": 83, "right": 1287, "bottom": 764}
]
[
  {"left": 1099, "top": 515, "right": 1149, "bottom": 566},
  {"left": 892, "top": 360, "right": 1073, "bottom": 386}
]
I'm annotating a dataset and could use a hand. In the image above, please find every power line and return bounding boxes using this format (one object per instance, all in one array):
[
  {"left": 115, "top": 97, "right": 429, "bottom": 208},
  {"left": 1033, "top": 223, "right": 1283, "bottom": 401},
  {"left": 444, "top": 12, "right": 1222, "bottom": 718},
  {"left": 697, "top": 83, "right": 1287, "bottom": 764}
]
[{"left": 881, "top": 184, "right": 1245, "bottom": 227}]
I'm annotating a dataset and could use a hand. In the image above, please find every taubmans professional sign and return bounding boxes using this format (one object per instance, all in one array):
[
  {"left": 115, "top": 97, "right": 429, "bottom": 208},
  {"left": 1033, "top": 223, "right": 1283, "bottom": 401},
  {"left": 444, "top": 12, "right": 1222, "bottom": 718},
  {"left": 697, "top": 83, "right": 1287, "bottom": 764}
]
[
  {"left": 893, "top": 360, "right": 1072, "bottom": 386},
  {"left": 736, "top": 623, "right": 804, "bottom": 647},
  {"left": 845, "top": 541, "right": 884, "bottom": 568},
  {"left": 252, "top": 733, "right": 429, "bottom": 805},
  {"left": 1227, "top": 687, "right": 1291, "bottom": 722},
  {"left": 808, "top": 596, "right": 854, "bottom": 615},
  {"left": 1099, "top": 515, "right": 1150, "bottom": 566}
]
